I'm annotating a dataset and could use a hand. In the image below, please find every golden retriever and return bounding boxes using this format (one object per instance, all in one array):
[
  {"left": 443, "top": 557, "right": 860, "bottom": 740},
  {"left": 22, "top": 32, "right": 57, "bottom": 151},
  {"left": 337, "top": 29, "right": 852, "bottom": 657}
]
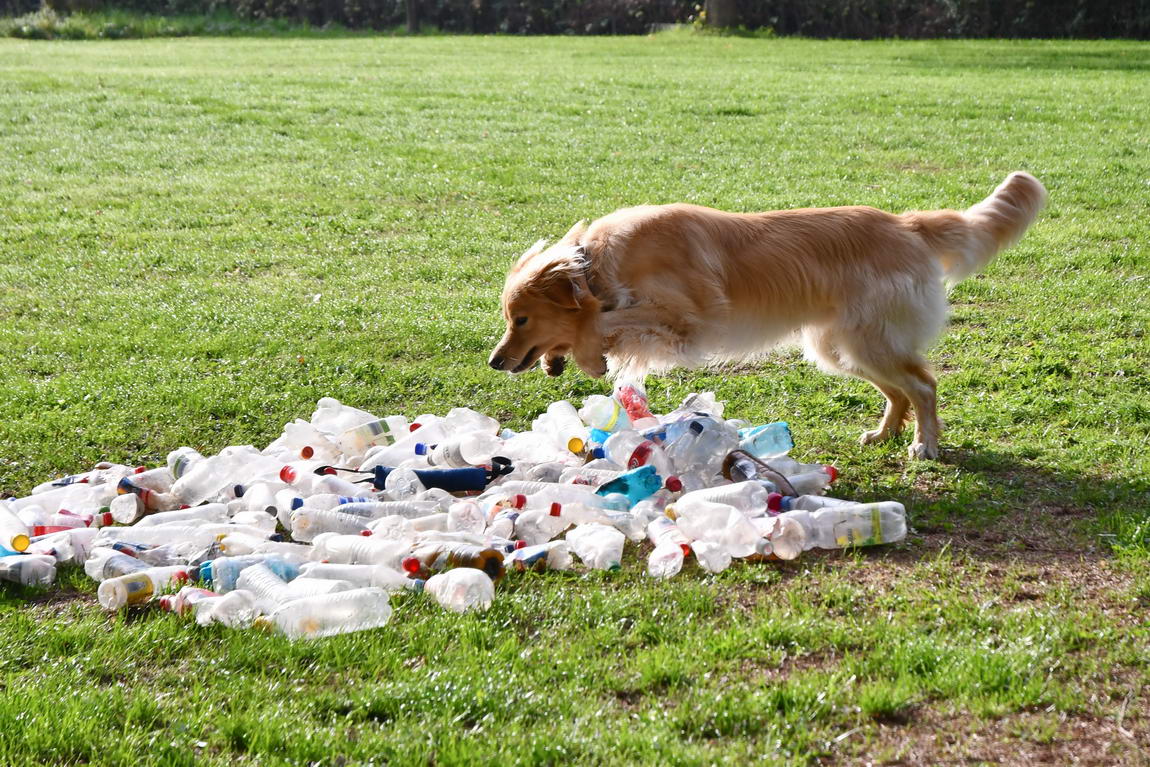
[{"left": 490, "top": 172, "right": 1046, "bottom": 459}]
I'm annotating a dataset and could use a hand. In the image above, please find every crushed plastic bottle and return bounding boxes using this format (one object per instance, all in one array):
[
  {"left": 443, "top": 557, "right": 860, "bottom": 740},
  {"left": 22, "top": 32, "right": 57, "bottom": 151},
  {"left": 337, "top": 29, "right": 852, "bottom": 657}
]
[{"left": 425, "top": 569, "right": 494, "bottom": 613}]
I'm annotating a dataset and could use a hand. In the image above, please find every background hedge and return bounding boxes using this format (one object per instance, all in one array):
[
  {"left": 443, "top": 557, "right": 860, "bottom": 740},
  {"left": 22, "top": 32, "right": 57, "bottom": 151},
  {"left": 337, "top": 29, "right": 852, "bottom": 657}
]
[{"left": 5, "top": 0, "right": 1149, "bottom": 38}]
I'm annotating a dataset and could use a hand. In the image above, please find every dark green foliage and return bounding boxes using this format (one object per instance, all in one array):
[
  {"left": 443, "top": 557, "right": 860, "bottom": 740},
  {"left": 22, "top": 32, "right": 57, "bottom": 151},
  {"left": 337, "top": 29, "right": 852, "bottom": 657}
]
[{"left": 7, "top": 0, "right": 1149, "bottom": 36}]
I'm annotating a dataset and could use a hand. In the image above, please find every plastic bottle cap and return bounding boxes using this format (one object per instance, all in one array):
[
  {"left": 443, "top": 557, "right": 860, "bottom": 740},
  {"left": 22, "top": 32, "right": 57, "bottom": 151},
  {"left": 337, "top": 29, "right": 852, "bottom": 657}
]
[
  {"left": 591, "top": 447, "right": 606, "bottom": 460},
  {"left": 10, "top": 534, "right": 30, "bottom": 552},
  {"left": 233, "top": 485, "right": 245, "bottom": 498},
  {"left": 665, "top": 476, "right": 683, "bottom": 493},
  {"left": 512, "top": 494, "right": 526, "bottom": 509},
  {"left": 415, "top": 443, "right": 428, "bottom": 456},
  {"left": 179, "top": 504, "right": 190, "bottom": 510},
  {"left": 158, "top": 595, "right": 174, "bottom": 612},
  {"left": 134, "top": 466, "right": 146, "bottom": 474},
  {"left": 410, "top": 423, "right": 422, "bottom": 432},
  {"left": 679, "top": 543, "right": 691, "bottom": 557},
  {"left": 514, "top": 539, "right": 527, "bottom": 550},
  {"left": 567, "top": 437, "right": 585, "bottom": 454},
  {"left": 824, "top": 465, "right": 838, "bottom": 483},
  {"left": 360, "top": 530, "right": 373, "bottom": 537},
  {"left": 322, "top": 467, "right": 337, "bottom": 476},
  {"left": 300, "top": 446, "right": 315, "bottom": 460},
  {"left": 291, "top": 498, "right": 304, "bottom": 510},
  {"left": 663, "top": 504, "right": 677, "bottom": 521},
  {"left": 549, "top": 502, "right": 561, "bottom": 517},
  {"left": 199, "top": 562, "right": 213, "bottom": 584},
  {"left": 401, "top": 556, "right": 421, "bottom": 574},
  {"left": 279, "top": 466, "right": 296, "bottom": 483},
  {"left": 766, "top": 492, "right": 782, "bottom": 511},
  {"left": 689, "top": 421, "right": 704, "bottom": 435}
]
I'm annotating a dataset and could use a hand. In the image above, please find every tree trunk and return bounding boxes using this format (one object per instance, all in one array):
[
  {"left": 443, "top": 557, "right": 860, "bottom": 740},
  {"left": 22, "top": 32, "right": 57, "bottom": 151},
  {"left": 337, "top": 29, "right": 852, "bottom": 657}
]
[
  {"left": 705, "top": 0, "right": 738, "bottom": 28},
  {"left": 406, "top": 0, "right": 420, "bottom": 33}
]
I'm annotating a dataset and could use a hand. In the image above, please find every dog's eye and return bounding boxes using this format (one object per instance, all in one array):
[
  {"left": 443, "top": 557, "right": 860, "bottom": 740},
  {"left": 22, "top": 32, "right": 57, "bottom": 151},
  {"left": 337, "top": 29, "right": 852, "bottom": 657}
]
[{"left": 514, "top": 316, "right": 528, "bottom": 327}]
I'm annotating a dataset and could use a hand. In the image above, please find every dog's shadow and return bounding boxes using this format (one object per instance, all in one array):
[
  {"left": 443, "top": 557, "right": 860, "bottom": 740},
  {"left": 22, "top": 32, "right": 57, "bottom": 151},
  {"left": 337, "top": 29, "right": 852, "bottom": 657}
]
[{"left": 824, "top": 442, "right": 1149, "bottom": 567}]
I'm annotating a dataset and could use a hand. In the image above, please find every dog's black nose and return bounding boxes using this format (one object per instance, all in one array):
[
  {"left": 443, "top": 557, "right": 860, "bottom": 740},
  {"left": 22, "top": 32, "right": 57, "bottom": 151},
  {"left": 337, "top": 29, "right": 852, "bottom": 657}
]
[{"left": 489, "top": 355, "right": 505, "bottom": 370}]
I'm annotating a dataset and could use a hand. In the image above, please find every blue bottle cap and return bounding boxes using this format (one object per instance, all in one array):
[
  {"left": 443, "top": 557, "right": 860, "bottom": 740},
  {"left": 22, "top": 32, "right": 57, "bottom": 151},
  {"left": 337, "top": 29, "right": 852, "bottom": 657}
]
[
  {"left": 415, "top": 443, "right": 428, "bottom": 456},
  {"left": 198, "top": 561, "right": 214, "bottom": 585},
  {"left": 591, "top": 447, "right": 606, "bottom": 460},
  {"left": 409, "top": 578, "right": 426, "bottom": 593},
  {"left": 291, "top": 497, "right": 304, "bottom": 510},
  {"left": 233, "top": 484, "right": 245, "bottom": 498}
]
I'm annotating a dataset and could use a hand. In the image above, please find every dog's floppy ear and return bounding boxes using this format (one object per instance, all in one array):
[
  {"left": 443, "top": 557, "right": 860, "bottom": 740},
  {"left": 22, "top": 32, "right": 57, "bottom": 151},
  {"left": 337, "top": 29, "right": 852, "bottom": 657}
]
[
  {"left": 559, "top": 220, "right": 587, "bottom": 246},
  {"left": 542, "top": 274, "right": 583, "bottom": 310}
]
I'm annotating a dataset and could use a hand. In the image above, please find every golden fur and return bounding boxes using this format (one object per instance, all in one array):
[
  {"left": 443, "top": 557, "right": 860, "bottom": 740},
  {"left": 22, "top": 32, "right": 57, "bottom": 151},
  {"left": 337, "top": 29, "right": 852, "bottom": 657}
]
[{"left": 490, "top": 172, "right": 1046, "bottom": 459}]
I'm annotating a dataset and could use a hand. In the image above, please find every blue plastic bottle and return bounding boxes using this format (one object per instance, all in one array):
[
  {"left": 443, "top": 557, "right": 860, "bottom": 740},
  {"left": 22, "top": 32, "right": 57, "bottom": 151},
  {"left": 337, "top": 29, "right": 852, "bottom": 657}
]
[
  {"left": 737, "top": 422, "right": 793, "bottom": 459},
  {"left": 595, "top": 465, "right": 663, "bottom": 506}
]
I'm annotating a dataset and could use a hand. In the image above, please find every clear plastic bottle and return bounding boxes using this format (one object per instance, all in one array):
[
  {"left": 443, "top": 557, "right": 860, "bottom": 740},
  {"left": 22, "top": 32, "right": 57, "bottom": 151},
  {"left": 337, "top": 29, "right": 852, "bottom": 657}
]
[
  {"left": 310, "top": 533, "right": 409, "bottom": 569},
  {"left": 84, "top": 547, "right": 152, "bottom": 581},
  {"left": 200, "top": 554, "right": 301, "bottom": 593},
  {"left": 134, "top": 503, "right": 229, "bottom": 528},
  {"left": 338, "top": 415, "right": 410, "bottom": 458},
  {"left": 167, "top": 447, "right": 206, "bottom": 481},
  {"left": 97, "top": 566, "right": 190, "bottom": 610},
  {"left": 647, "top": 543, "right": 684, "bottom": 579},
  {"left": 447, "top": 501, "right": 487, "bottom": 535},
  {"left": 614, "top": 383, "right": 659, "bottom": 431},
  {"left": 0, "top": 554, "right": 56, "bottom": 586},
  {"left": 442, "top": 407, "right": 500, "bottom": 438},
  {"left": 807, "top": 502, "right": 906, "bottom": 549},
  {"left": 677, "top": 481, "right": 770, "bottom": 516},
  {"left": 0, "top": 503, "right": 31, "bottom": 553},
  {"left": 669, "top": 497, "right": 760, "bottom": 558},
  {"left": 558, "top": 465, "right": 623, "bottom": 487},
  {"left": 565, "top": 523, "right": 625, "bottom": 570},
  {"left": 646, "top": 515, "right": 691, "bottom": 556},
  {"left": 769, "top": 493, "right": 855, "bottom": 512},
  {"left": 691, "top": 540, "right": 732, "bottom": 574},
  {"left": 197, "top": 589, "right": 259, "bottom": 628},
  {"left": 749, "top": 515, "right": 806, "bottom": 560},
  {"left": 298, "top": 562, "right": 421, "bottom": 592},
  {"left": 532, "top": 401, "right": 589, "bottom": 454},
  {"left": 783, "top": 467, "right": 837, "bottom": 496},
  {"left": 426, "top": 432, "right": 503, "bottom": 469},
  {"left": 236, "top": 562, "right": 298, "bottom": 605},
  {"left": 290, "top": 508, "right": 370, "bottom": 542},
  {"left": 603, "top": 430, "right": 675, "bottom": 477},
  {"left": 424, "top": 569, "right": 494, "bottom": 613},
  {"left": 158, "top": 585, "right": 219, "bottom": 616},
  {"left": 664, "top": 417, "right": 739, "bottom": 477},
  {"left": 108, "top": 493, "right": 144, "bottom": 525},
  {"left": 737, "top": 422, "right": 794, "bottom": 460},
  {"left": 261, "top": 587, "right": 393, "bottom": 639},
  {"left": 579, "top": 394, "right": 632, "bottom": 435}
]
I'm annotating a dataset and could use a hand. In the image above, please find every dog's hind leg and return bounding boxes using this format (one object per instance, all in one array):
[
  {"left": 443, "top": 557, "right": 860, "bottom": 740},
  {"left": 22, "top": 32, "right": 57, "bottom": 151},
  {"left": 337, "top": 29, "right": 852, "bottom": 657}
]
[
  {"left": 803, "top": 328, "right": 912, "bottom": 448},
  {"left": 859, "top": 382, "right": 911, "bottom": 445}
]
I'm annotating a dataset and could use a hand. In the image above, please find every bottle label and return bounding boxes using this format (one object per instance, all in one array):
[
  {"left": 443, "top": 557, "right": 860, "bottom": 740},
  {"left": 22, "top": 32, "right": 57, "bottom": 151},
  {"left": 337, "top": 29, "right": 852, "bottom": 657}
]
[
  {"left": 345, "top": 420, "right": 396, "bottom": 449},
  {"left": 628, "top": 442, "right": 653, "bottom": 469},
  {"left": 121, "top": 574, "right": 155, "bottom": 605},
  {"left": 833, "top": 506, "right": 882, "bottom": 547}
]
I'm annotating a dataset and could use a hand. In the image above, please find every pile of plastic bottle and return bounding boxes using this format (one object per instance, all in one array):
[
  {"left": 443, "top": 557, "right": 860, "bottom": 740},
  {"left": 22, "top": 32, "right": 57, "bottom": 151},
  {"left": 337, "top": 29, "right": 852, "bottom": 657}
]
[{"left": 0, "top": 385, "right": 907, "bottom": 639}]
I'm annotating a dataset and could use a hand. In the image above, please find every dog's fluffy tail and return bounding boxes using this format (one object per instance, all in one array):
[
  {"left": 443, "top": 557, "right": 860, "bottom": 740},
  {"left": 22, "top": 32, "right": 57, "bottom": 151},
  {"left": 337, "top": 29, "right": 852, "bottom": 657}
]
[{"left": 903, "top": 172, "right": 1047, "bottom": 288}]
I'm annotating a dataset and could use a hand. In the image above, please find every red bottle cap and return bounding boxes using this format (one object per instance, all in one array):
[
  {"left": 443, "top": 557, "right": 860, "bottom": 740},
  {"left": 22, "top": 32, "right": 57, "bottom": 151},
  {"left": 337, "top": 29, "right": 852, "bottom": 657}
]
[
  {"left": 824, "top": 465, "right": 838, "bottom": 483},
  {"left": 360, "top": 530, "right": 373, "bottom": 537},
  {"left": 679, "top": 543, "right": 691, "bottom": 557},
  {"left": 767, "top": 492, "right": 782, "bottom": 511},
  {"left": 158, "top": 595, "right": 174, "bottom": 612},
  {"left": 514, "top": 539, "right": 527, "bottom": 550},
  {"left": 512, "top": 494, "right": 526, "bottom": 509},
  {"left": 300, "top": 446, "right": 315, "bottom": 460},
  {"left": 134, "top": 466, "right": 146, "bottom": 474},
  {"left": 410, "top": 422, "right": 421, "bottom": 432},
  {"left": 664, "top": 476, "right": 683, "bottom": 492},
  {"left": 279, "top": 466, "right": 296, "bottom": 483},
  {"left": 549, "top": 502, "right": 561, "bottom": 517},
  {"left": 401, "top": 556, "right": 421, "bottom": 574}
]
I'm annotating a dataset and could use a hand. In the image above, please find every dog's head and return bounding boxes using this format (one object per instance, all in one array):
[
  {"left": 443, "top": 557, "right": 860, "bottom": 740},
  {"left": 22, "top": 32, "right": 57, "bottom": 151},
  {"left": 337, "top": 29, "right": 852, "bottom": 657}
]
[{"left": 489, "top": 221, "right": 605, "bottom": 377}]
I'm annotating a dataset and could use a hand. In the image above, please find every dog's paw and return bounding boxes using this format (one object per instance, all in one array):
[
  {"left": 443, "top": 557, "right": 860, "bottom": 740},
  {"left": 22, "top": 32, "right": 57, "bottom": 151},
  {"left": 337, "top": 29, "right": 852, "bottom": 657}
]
[
  {"left": 859, "top": 429, "right": 891, "bottom": 445},
  {"left": 543, "top": 355, "right": 567, "bottom": 377},
  {"left": 908, "top": 441, "right": 939, "bottom": 460}
]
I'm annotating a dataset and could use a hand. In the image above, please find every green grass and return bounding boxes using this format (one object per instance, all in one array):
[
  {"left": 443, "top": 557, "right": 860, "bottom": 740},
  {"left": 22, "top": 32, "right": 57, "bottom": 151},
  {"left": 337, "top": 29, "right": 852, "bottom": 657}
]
[{"left": 1, "top": 34, "right": 1149, "bottom": 765}]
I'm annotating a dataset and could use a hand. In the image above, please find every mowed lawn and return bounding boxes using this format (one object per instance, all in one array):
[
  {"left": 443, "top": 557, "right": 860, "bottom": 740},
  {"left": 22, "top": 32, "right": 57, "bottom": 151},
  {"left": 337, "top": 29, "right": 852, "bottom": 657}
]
[{"left": 1, "top": 34, "right": 1148, "bottom": 765}]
